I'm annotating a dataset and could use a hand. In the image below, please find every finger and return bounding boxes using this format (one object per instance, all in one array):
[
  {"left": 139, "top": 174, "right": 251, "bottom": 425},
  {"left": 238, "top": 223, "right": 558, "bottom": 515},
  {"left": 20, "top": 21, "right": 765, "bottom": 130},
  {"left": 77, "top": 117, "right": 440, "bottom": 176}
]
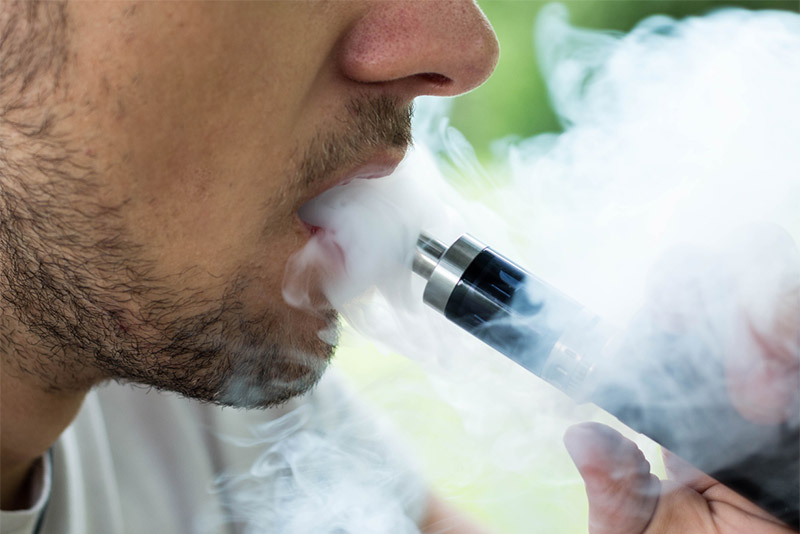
[
  {"left": 725, "top": 335, "right": 799, "bottom": 424},
  {"left": 721, "top": 224, "right": 800, "bottom": 424},
  {"left": 664, "top": 448, "right": 797, "bottom": 527},
  {"left": 725, "top": 291, "right": 799, "bottom": 424},
  {"left": 662, "top": 448, "right": 717, "bottom": 493},
  {"left": 722, "top": 223, "right": 800, "bottom": 365},
  {"left": 643, "top": 224, "right": 800, "bottom": 424},
  {"left": 564, "top": 423, "right": 660, "bottom": 534},
  {"left": 706, "top": 498, "right": 800, "bottom": 533},
  {"left": 566, "top": 424, "right": 796, "bottom": 534},
  {"left": 635, "top": 478, "right": 797, "bottom": 534}
]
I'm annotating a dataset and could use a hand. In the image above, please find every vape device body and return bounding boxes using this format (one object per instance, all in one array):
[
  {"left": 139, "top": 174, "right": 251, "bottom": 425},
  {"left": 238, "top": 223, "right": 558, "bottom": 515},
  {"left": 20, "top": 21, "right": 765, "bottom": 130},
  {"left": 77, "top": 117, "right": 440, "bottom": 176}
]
[{"left": 413, "top": 233, "right": 799, "bottom": 528}]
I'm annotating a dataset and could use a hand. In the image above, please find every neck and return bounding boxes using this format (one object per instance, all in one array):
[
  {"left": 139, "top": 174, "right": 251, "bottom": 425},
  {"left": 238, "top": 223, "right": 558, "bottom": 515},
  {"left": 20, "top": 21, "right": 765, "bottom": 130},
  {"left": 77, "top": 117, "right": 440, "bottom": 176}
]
[{"left": 0, "top": 363, "right": 86, "bottom": 510}]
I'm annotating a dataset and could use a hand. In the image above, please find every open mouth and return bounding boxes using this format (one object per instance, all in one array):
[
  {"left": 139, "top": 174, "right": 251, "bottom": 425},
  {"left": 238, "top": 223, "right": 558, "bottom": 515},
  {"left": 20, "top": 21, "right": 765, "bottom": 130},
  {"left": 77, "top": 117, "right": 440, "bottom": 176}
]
[{"left": 295, "top": 153, "right": 405, "bottom": 239}]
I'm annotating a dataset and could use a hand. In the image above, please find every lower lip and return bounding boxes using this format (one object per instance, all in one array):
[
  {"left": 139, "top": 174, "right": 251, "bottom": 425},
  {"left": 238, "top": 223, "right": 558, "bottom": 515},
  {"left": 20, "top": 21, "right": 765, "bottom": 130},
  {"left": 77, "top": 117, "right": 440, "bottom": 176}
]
[
  {"left": 301, "top": 220, "right": 323, "bottom": 236},
  {"left": 302, "top": 223, "right": 346, "bottom": 274},
  {"left": 349, "top": 162, "right": 401, "bottom": 181}
]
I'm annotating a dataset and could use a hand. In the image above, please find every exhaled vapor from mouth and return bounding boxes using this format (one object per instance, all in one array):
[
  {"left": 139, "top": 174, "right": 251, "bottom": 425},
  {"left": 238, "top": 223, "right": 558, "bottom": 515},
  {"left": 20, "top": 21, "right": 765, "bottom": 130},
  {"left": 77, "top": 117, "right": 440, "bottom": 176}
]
[
  {"left": 296, "top": 152, "right": 406, "bottom": 237},
  {"left": 282, "top": 96, "right": 413, "bottom": 314}
]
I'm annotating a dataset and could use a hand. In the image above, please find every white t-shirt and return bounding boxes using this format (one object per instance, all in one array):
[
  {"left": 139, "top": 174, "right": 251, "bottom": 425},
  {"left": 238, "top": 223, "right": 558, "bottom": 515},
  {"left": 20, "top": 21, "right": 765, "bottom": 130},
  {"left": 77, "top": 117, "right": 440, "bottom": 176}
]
[{"left": 1, "top": 371, "right": 427, "bottom": 534}]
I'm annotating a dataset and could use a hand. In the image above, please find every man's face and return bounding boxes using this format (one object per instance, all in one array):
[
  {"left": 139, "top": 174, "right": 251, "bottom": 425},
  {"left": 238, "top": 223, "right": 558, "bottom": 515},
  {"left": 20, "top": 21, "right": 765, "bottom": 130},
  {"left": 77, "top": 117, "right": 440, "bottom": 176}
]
[{"left": 0, "top": 1, "right": 497, "bottom": 407}]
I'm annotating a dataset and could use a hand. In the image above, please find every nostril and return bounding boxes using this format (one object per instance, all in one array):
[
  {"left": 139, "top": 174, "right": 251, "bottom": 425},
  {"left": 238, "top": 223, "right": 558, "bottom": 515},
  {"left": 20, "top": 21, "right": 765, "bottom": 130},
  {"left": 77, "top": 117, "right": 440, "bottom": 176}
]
[{"left": 418, "top": 72, "right": 452, "bottom": 87}]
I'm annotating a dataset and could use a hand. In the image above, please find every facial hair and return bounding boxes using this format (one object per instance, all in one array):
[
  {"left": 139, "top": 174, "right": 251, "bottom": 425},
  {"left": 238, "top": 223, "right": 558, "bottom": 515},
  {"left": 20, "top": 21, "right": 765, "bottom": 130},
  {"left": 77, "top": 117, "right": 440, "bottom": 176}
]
[{"left": 0, "top": 95, "right": 412, "bottom": 409}]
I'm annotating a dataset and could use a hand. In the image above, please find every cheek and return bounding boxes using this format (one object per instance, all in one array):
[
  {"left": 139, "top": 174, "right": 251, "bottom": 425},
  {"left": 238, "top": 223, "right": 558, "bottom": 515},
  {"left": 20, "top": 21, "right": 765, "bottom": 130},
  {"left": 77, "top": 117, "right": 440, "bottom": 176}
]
[
  {"left": 137, "top": 196, "right": 231, "bottom": 265},
  {"left": 221, "top": 232, "right": 331, "bottom": 345},
  {"left": 65, "top": 7, "right": 310, "bottom": 270},
  {"left": 116, "top": 162, "right": 303, "bottom": 300}
]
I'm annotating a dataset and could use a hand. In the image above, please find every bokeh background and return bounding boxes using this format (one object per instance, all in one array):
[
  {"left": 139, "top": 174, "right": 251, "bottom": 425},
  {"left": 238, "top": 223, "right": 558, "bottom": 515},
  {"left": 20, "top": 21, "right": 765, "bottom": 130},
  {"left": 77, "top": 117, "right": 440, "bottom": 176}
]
[{"left": 333, "top": 2, "right": 800, "bottom": 533}]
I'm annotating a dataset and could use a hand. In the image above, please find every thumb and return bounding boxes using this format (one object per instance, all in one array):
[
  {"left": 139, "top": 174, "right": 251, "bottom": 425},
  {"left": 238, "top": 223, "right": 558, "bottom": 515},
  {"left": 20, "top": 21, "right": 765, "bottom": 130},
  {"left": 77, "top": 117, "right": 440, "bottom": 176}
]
[{"left": 564, "top": 423, "right": 660, "bottom": 534}]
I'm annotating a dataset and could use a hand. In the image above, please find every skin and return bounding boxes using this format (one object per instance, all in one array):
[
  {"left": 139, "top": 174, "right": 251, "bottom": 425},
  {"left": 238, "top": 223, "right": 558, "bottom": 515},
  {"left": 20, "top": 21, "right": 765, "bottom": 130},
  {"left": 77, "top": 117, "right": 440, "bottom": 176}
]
[{"left": 0, "top": 0, "right": 498, "bottom": 514}]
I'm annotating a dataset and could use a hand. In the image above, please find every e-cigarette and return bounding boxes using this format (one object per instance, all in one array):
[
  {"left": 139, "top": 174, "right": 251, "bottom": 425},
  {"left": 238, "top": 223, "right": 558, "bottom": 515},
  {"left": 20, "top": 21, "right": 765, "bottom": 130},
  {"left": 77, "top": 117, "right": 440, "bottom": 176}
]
[{"left": 413, "top": 232, "right": 799, "bottom": 528}]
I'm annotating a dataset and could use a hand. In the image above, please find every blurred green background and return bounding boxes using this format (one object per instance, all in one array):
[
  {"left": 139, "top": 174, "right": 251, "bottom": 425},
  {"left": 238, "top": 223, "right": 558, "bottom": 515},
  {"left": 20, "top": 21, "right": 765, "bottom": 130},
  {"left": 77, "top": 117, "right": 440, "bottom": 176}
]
[
  {"left": 452, "top": 0, "right": 800, "bottom": 163},
  {"left": 334, "top": 2, "right": 799, "bottom": 533}
]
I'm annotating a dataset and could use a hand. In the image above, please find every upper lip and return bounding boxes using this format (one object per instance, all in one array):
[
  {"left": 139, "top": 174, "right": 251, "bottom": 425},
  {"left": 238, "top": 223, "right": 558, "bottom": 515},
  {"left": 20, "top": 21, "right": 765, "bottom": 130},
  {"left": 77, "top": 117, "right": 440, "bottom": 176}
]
[{"left": 297, "top": 148, "right": 407, "bottom": 209}]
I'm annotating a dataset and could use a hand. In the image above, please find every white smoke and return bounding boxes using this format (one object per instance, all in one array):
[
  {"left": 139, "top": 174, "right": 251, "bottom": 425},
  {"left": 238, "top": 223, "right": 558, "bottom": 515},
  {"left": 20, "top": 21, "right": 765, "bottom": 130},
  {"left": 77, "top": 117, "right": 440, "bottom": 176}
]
[
  {"left": 287, "top": 2, "right": 799, "bottom": 408},
  {"left": 229, "top": 6, "right": 800, "bottom": 532},
  {"left": 199, "top": 374, "right": 427, "bottom": 534}
]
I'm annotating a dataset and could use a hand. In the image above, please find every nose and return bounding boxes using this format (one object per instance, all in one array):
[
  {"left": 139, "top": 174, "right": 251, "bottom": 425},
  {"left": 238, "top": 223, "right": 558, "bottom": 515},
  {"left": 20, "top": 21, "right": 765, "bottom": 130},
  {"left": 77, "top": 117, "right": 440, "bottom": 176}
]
[{"left": 339, "top": 0, "right": 499, "bottom": 99}]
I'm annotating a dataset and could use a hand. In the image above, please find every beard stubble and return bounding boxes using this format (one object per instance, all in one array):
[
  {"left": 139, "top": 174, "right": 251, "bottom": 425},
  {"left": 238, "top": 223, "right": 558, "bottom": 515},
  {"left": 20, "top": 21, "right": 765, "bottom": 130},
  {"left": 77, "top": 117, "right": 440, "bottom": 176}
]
[{"left": 0, "top": 95, "right": 412, "bottom": 408}]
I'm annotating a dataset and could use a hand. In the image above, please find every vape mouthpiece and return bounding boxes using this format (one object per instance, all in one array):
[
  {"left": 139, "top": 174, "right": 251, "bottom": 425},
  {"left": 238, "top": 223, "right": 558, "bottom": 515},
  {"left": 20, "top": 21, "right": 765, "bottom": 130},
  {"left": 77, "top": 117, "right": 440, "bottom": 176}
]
[
  {"left": 411, "top": 231, "right": 799, "bottom": 528},
  {"left": 411, "top": 233, "right": 446, "bottom": 281}
]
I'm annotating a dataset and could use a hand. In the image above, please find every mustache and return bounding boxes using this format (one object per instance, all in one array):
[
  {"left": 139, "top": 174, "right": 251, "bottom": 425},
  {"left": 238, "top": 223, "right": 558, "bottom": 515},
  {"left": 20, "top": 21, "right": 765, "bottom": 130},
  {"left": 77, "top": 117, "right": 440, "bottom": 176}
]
[{"left": 299, "top": 96, "right": 414, "bottom": 188}]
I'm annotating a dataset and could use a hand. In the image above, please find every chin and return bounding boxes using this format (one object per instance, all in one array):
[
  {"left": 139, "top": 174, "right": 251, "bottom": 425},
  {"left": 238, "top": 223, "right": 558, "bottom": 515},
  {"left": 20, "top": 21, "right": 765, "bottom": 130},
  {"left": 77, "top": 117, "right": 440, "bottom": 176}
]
[
  {"left": 213, "top": 309, "right": 339, "bottom": 409},
  {"left": 217, "top": 344, "right": 334, "bottom": 409},
  {"left": 117, "top": 299, "right": 340, "bottom": 410}
]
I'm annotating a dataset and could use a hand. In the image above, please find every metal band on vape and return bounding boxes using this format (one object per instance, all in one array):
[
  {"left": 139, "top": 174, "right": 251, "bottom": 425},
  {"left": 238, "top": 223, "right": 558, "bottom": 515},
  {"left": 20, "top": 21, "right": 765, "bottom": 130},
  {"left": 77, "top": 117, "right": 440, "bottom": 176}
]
[{"left": 421, "top": 234, "right": 487, "bottom": 314}]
